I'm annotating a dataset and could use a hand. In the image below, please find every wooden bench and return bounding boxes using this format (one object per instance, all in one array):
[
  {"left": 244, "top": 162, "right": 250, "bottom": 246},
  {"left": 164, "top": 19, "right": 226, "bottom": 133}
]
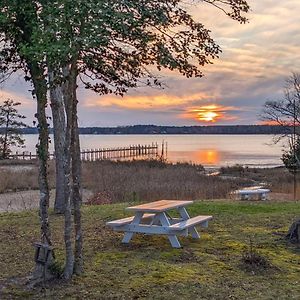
[
  {"left": 236, "top": 188, "right": 270, "bottom": 201},
  {"left": 169, "top": 215, "right": 213, "bottom": 230},
  {"left": 106, "top": 213, "right": 155, "bottom": 227}
]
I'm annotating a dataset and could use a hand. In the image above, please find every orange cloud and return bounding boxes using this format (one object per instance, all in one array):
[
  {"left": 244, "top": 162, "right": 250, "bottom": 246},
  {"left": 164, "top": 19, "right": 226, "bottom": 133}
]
[
  {"left": 84, "top": 92, "right": 211, "bottom": 110},
  {"left": 182, "top": 104, "right": 241, "bottom": 123},
  {"left": 0, "top": 90, "right": 32, "bottom": 106}
]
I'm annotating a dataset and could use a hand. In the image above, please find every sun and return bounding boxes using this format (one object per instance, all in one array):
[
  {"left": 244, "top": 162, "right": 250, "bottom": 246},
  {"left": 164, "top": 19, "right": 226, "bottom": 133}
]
[
  {"left": 183, "top": 104, "right": 240, "bottom": 123},
  {"left": 193, "top": 105, "right": 220, "bottom": 122},
  {"left": 198, "top": 111, "right": 219, "bottom": 122}
]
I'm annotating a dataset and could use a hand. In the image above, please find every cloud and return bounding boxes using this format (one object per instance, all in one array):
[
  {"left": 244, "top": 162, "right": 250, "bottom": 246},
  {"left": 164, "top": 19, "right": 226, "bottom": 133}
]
[
  {"left": 1, "top": 0, "right": 300, "bottom": 126},
  {"left": 82, "top": 90, "right": 213, "bottom": 110}
]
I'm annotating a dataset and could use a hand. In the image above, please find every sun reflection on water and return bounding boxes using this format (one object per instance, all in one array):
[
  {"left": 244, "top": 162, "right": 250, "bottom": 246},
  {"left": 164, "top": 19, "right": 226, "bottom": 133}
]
[{"left": 192, "top": 149, "right": 221, "bottom": 165}]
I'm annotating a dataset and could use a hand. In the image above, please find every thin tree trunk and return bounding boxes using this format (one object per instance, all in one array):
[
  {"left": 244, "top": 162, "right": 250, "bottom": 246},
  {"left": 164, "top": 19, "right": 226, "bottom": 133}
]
[
  {"left": 29, "top": 62, "right": 51, "bottom": 246},
  {"left": 62, "top": 65, "right": 75, "bottom": 279},
  {"left": 28, "top": 62, "right": 55, "bottom": 283},
  {"left": 71, "top": 85, "right": 83, "bottom": 275},
  {"left": 48, "top": 69, "right": 66, "bottom": 214},
  {"left": 61, "top": 60, "right": 83, "bottom": 277}
]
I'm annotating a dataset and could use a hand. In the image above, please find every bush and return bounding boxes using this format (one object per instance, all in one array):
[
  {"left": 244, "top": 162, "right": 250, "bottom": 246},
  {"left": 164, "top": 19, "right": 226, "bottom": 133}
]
[{"left": 240, "top": 239, "right": 272, "bottom": 273}]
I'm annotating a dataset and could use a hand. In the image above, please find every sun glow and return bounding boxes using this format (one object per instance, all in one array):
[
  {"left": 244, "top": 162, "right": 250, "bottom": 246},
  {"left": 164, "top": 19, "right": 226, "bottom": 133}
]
[
  {"left": 198, "top": 110, "right": 219, "bottom": 122},
  {"left": 193, "top": 149, "right": 221, "bottom": 165},
  {"left": 193, "top": 105, "right": 222, "bottom": 123},
  {"left": 183, "top": 104, "right": 241, "bottom": 123}
]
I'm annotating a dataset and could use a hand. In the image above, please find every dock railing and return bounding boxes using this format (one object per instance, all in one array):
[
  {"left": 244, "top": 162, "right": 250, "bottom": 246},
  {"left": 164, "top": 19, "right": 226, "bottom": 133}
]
[{"left": 9, "top": 142, "right": 167, "bottom": 161}]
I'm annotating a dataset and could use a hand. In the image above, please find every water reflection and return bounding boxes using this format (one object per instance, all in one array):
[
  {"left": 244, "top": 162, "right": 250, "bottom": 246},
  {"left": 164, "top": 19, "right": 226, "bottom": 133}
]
[
  {"left": 193, "top": 149, "right": 221, "bottom": 165},
  {"left": 169, "top": 149, "right": 223, "bottom": 166},
  {"left": 19, "top": 134, "right": 283, "bottom": 167}
]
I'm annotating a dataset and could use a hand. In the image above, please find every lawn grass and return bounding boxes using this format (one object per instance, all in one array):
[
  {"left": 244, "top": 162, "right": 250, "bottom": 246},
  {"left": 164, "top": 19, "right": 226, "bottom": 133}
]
[{"left": 0, "top": 200, "right": 300, "bottom": 299}]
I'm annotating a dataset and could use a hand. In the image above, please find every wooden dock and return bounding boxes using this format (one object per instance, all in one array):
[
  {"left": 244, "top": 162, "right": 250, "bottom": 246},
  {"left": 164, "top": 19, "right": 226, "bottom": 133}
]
[{"left": 9, "top": 142, "right": 167, "bottom": 161}]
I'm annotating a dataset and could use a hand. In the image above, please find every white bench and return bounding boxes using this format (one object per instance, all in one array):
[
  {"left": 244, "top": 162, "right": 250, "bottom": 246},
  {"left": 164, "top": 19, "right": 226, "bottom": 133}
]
[
  {"left": 169, "top": 215, "right": 213, "bottom": 230},
  {"left": 106, "top": 213, "right": 155, "bottom": 227},
  {"left": 236, "top": 188, "right": 270, "bottom": 201}
]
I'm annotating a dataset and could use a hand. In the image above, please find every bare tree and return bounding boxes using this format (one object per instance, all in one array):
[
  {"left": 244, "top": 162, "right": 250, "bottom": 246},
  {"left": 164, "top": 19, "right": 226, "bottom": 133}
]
[{"left": 262, "top": 72, "right": 300, "bottom": 243}]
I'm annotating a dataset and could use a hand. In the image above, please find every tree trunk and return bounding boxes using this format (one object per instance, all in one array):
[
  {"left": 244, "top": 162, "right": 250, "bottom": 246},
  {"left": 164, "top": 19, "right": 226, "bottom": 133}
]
[
  {"left": 29, "top": 62, "right": 51, "bottom": 246},
  {"left": 28, "top": 62, "right": 54, "bottom": 283},
  {"left": 286, "top": 218, "right": 300, "bottom": 243},
  {"left": 48, "top": 69, "right": 66, "bottom": 214},
  {"left": 61, "top": 65, "right": 75, "bottom": 279},
  {"left": 71, "top": 83, "right": 83, "bottom": 275},
  {"left": 61, "top": 62, "right": 83, "bottom": 277}
]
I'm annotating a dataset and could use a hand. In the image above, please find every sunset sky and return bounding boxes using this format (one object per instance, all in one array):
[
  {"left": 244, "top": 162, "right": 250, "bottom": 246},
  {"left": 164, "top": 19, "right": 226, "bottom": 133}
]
[{"left": 1, "top": 0, "right": 300, "bottom": 127}]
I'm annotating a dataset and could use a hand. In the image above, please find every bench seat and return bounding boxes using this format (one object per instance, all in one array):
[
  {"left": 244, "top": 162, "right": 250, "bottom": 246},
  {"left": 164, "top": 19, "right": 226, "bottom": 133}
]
[
  {"left": 106, "top": 213, "right": 155, "bottom": 227},
  {"left": 169, "top": 215, "right": 213, "bottom": 231}
]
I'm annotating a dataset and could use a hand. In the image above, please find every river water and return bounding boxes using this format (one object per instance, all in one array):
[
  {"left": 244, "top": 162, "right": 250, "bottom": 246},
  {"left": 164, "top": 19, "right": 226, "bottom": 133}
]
[{"left": 17, "top": 134, "right": 286, "bottom": 168}]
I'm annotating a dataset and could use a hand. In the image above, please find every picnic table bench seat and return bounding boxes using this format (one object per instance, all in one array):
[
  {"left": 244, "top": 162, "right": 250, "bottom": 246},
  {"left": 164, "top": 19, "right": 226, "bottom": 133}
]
[
  {"left": 106, "top": 213, "right": 155, "bottom": 227},
  {"left": 169, "top": 215, "right": 212, "bottom": 230}
]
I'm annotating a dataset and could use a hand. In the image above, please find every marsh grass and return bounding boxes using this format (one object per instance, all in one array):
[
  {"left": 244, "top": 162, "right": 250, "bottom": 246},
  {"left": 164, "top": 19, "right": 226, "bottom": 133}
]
[
  {"left": 0, "top": 160, "right": 298, "bottom": 201},
  {"left": 83, "top": 160, "right": 244, "bottom": 203},
  {"left": 220, "top": 165, "right": 298, "bottom": 194},
  {"left": 0, "top": 201, "right": 299, "bottom": 299},
  {"left": 0, "top": 162, "right": 55, "bottom": 193}
]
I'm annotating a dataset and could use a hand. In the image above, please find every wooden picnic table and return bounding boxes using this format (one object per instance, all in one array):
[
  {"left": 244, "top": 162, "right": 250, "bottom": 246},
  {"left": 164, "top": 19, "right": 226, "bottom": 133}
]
[{"left": 106, "top": 200, "right": 212, "bottom": 248}]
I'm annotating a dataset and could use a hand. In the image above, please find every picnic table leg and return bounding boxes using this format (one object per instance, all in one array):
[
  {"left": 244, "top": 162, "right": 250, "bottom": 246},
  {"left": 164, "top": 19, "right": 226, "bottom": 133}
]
[
  {"left": 241, "top": 194, "right": 249, "bottom": 200},
  {"left": 158, "top": 212, "right": 181, "bottom": 248},
  {"left": 122, "top": 212, "right": 143, "bottom": 244},
  {"left": 178, "top": 207, "right": 200, "bottom": 239},
  {"left": 149, "top": 214, "right": 160, "bottom": 226}
]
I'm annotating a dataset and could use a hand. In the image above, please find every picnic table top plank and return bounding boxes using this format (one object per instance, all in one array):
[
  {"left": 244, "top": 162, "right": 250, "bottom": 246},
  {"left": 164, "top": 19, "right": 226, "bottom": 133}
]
[{"left": 126, "top": 200, "right": 193, "bottom": 212}]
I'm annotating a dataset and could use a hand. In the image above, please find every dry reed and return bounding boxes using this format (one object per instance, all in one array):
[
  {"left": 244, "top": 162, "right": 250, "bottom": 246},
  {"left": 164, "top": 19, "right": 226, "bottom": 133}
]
[
  {"left": 0, "top": 159, "right": 296, "bottom": 203},
  {"left": 83, "top": 160, "right": 243, "bottom": 203}
]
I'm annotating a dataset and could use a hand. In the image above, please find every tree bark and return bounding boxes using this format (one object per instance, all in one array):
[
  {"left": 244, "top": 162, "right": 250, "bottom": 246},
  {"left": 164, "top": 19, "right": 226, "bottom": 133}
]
[
  {"left": 29, "top": 62, "right": 51, "bottom": 246},
  {"left": 61, "top": 62, "right": 83, "bottom": 276},
  {"left": 61, "top": 65, "right": 75, "bottom": 279},
  {"left": 286, "top": 218, "right": 300, "bottom": 243},
  {"left": 71, "top": 82, "right": 83, "bottom": 275},
  {"left": 48, "top": 69, "right": 66, "bottom": 214},
  {"left": 28, "top": 62, "right": 55, "bottom": 284}
]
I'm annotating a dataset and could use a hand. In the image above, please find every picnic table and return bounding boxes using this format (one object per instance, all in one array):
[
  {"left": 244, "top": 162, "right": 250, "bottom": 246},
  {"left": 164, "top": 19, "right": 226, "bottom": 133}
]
[
  {"left": 236, "top": 188, "right": 270, "bottom": 201},
  {"left": 106, "top": 200, "right": 212, "bottom": 248}
]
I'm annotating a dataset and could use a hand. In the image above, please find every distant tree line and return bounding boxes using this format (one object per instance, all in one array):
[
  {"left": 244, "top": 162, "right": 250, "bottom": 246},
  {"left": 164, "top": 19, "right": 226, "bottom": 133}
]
[{"left": 11, "top": 124, "right": 292, "bottom": 135}]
